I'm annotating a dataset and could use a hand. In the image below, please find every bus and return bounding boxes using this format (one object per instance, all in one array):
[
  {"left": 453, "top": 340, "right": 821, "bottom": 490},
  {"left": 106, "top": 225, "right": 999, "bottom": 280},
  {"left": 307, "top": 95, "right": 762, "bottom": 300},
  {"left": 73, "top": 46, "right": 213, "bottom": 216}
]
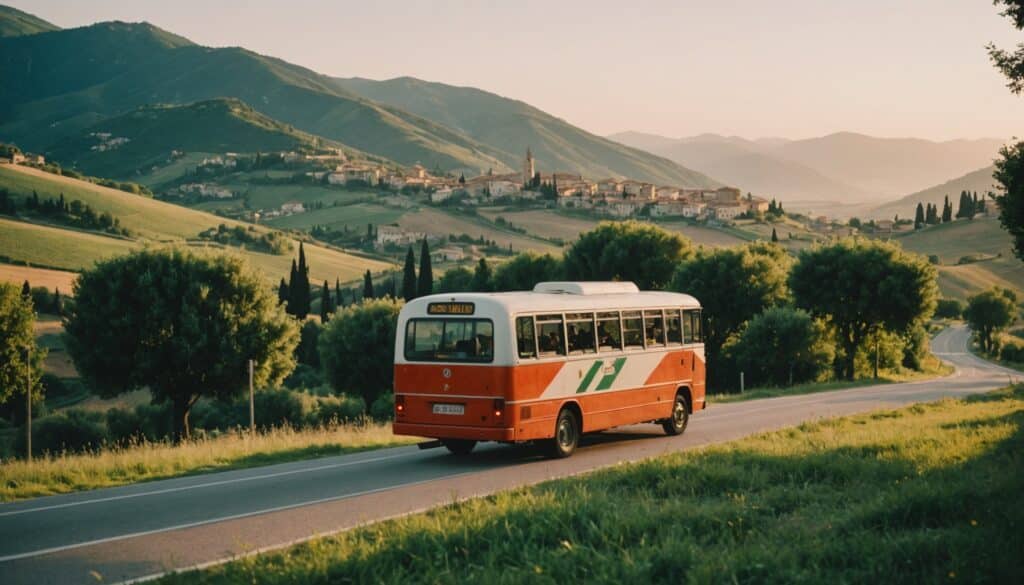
[{"left": 392, "top": 281, "right": 705, "bottom": 458}]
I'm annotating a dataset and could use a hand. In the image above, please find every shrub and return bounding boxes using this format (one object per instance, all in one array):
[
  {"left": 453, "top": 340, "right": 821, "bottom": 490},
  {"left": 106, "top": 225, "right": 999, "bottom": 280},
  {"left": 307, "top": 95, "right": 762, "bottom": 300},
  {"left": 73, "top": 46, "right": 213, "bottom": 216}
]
[
  {"left": 314, "top": 394, "right": 366, "bottom": 425},
  {"left": 18, "top": 409, "right": 108, "bottom": 455},
  {"left": 901, "top": 324, "right": 929, "bottom": 371},
  {"left": 723, "top": 307, "right": 833, "bottom": 388},
  {"left": 854, "top": 328, "right": 906, "bottom": 375},
  {"left": 254, "top": 389, "right": 317, "bottom": 430},
  {"left": 370, "top": 393, "right": 395, "bottom": 422},
  {"left": 1000, "top": 342, "right": 1024, "bottom": 363},
  {"left": 105, "top": 407, "right": 144, "bottom": 444},
  {"left": 283, "top": 363, "right": 325, "bottom": 389},
  {"left": 320, "top": 298, "right": 402, "bottom": 405},
  {"left": 934, "top": 298, "right": 964, "bottom": 319}
]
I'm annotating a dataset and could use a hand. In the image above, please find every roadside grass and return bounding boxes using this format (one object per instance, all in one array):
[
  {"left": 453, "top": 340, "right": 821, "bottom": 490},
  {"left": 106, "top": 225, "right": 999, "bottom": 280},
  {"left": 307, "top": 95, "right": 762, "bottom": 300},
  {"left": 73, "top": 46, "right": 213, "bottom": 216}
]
[
  {"left": 0, "top": 423, "right": 417, "bottom": 502},
  {"left": 710, "top": 354, "right": 953, "bottom": 404},
  {"left": 162, "top": 386, "right": 1024, "bottom": 584}
]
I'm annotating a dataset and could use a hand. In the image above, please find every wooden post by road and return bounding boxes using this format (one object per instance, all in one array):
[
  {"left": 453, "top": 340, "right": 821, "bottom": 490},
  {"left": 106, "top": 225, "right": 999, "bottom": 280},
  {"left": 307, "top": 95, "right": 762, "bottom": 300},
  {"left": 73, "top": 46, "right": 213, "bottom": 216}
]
[
  {"left": 23, "top": 346, "right": 32, "bottom": 464},
  {"left": 248, "top": 359, "right": 255, "bottom": 435}
]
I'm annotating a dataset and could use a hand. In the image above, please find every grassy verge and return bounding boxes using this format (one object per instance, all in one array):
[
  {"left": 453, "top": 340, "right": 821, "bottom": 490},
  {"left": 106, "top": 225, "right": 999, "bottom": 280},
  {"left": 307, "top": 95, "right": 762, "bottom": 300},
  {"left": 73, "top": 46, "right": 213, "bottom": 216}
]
[
  {"left": 164, "top": 386, "right": 1024, "bottom": 584},
  {"left": 0, "top": 423, "right": 416, "bottom": 502},
  {"left": 711, "top": 354, "right": 953, "bottom": 404}
]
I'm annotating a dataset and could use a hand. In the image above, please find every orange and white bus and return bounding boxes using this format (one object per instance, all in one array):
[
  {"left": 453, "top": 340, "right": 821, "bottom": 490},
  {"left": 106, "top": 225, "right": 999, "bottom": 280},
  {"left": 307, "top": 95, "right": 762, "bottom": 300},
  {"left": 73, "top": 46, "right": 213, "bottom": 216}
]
[{"left": 392, "top": 281, "right": 705, "bottom": 457}]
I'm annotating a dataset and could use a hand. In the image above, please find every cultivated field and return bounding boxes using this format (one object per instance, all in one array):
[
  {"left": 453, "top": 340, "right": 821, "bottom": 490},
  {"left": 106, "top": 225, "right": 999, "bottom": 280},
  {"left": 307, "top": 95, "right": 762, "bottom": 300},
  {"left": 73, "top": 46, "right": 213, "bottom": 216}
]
[
  {"left": 0, "top": 263, "right": 78, "bottom": 291},
  {"left": 266, "top": 202, "right": 405, "bottom": 231},
  {"left": 399, "top": 207, "right": 563, "bottom": 255},
  {"left": 164, "top": 387, "right": 1024, "bottom": 584},
  {"left": 0, "top": 217, "right": 141, "bottom": 270}
]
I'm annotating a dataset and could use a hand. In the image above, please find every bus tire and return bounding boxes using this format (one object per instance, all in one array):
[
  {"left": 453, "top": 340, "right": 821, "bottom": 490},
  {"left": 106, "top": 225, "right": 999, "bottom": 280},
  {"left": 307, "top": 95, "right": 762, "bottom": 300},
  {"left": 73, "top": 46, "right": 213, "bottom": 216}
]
[
  {"left": 546, "top": 407, "right": 580, "bottom": 459},
  {"left": 662, "top": 393, "right": 690, "bottom": 436},
  {"left": 442, "top": 439, "right": 477, "bottom": 456}
]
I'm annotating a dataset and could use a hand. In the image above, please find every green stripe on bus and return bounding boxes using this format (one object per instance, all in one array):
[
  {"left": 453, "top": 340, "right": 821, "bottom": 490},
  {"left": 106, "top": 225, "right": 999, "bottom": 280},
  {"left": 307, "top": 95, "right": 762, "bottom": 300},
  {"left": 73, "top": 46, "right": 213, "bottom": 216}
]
[
  {"left": 594, "top": 357, "right": 627, "bottom": 391},
  {"left": 576, "top": 361, "right": 604, "bottom": 393}
]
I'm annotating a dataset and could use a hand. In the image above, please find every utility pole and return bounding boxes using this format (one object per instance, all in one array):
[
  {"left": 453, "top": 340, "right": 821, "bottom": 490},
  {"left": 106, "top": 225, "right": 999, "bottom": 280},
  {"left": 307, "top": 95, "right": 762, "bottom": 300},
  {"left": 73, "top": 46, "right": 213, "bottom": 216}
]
[
  {"left": 23, "top": 346, "right": 31, "bottom": 464},
  {"left": 248, "top": 359, "right": 255, "bottom": 435},
  {"left": 740, "top": 371, "right": 745, "bottom": 393},
  {"left": 874, "top": 336, "right": 880, "bottom": 380}
]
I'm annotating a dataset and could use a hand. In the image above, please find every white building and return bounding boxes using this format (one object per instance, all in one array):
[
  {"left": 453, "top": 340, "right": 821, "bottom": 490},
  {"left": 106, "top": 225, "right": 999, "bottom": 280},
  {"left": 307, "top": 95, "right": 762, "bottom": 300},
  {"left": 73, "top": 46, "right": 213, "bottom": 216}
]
[
  {"left": 280, "top": 201, "right": 305, "bottom": 214},
  {"left": 431, "top": 187, "right": 454, "bottom": 203},
  {"left": 488, "top": 180, "right": 520, "bottom": 197},
  {"left": 712, "top": 204, "right": 747, "bottom": 220}
]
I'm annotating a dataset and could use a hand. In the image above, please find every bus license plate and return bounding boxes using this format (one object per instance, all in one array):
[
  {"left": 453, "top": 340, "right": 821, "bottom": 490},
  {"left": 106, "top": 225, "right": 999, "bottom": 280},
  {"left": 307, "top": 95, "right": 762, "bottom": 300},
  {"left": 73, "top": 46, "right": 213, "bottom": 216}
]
[{"left": 433, "top": 403, "right": 465, "bottom": 415}]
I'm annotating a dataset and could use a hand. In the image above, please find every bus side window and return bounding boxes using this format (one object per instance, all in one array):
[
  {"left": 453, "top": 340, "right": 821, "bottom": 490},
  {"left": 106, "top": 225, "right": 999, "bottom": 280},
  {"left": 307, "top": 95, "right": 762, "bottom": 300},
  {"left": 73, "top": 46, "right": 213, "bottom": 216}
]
[
  {"left": 596, "top": 311, "right": 622, "bottom": 351},
  {"left": 666, "top": 310, "right": 682, "bottom": 345},
  {"left": 622, "top": 311, "right": 643, "bottom": 349},
  {"left": 536, "top": 314, "right": 566, "bottom": 357},
  {"left": 684, "top": 309, "right": 702, "bottom": 343},
  {"left": 566, "top": 313, "right": 596, "bottom": 355},
  {"left": 516, "top": 316, "right": 536, "bottom": 359},
  {"left": 644, "top": 310, "right": 666, "bottom": 347}
]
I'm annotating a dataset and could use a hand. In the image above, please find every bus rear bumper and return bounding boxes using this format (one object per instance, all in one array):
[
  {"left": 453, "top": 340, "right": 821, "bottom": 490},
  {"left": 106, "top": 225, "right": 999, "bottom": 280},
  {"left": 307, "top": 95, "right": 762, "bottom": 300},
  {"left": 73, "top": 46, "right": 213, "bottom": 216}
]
[{"left": 394, "top": 422, "right": 516, "bottom": 442}]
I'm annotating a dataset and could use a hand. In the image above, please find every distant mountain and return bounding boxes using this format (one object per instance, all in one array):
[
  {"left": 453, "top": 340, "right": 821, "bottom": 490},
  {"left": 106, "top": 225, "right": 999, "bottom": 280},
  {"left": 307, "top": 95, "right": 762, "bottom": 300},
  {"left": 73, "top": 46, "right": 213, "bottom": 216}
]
[
  {"left": 46, "top": 98, "right": 383, "bottom": 179},
  {"left": 609, "top": 131, "right": 866, "bottom": 201},
  {"left": 869, "top": 165, "right": 1001, "bottom": 220},
  {"left": 334, "top": 77, "right": 719, "bottom": 188},
  {"left": 0, "top": 20, "right": 508, "bottom": 174},
  {"left": 0, "top": 4, "right": 59, "bottom": 37},
  {"left": 772, "top": 132, "right": 1004, "bottom": 198}
]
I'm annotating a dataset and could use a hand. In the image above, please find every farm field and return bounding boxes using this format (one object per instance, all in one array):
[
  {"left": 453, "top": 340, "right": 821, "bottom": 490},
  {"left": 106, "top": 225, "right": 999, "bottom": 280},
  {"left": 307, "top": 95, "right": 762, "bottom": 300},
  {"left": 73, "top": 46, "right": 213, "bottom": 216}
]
[
  {"left": 227, "top": 184, "right": 378, "bottom": 212},
  {"left": 0, "top": 217, "right": 141, "bottom": 270},
  {"left": 399, "top": 207, "right": 563, "bottom": 255},
  {"left": 133, "top": 152, "right": 208, "bottom": 187},
  {"left": 0, "top": 263, "right": 78, "bottom": 291},
  {"left": 936, "top": 257, "right": 1024, "bottom": 300},
  {"left": 164, "top": 387, "right": 1024, "bottom": 584},
  {"left": 896, "top": 217, "right": 1013, "bottom": 263},
  {"left": 266, "top": 202, "right": 406, "bottom": 231}
]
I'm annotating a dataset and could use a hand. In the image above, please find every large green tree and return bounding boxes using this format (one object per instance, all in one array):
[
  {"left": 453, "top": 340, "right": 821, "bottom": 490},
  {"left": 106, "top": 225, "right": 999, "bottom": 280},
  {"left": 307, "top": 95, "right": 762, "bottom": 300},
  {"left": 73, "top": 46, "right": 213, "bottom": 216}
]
[
  {"left": 964, "top": 287, "right": 1018, "bottom": 353},
  {"left": 995, "top": 142, "right": 1024, "bottom": 260},
  {"left": 492, "top": 252, "right": 563, "bottom": 291},
  {"left": 319, "top": 298, "right": 402, "bottom": 405},
  {"left": 472, "top": 258, "right": 493, "bottom": 292},
  {"left": 0, "top": 283, "right": 45, "bottom": 409},
  {"left": 670, "top": 242, "right": 792, "bottom": 390},
  {"left": 65, "top": 249, "right": 300, "bottom": 441},
  {"left": 988, "top": 0, "right": 1024, "bottom": 94},
  {"left": 438, "top": 266, "right": 474, "bottom": 293},
  {"left": 564, "top": 221, "right": 693, "bottom": 289},
  {"left": 723, "top": 306, "right": 834, "bottom": 388},
  {"left": 417, "top": 239, "right": 433, "bottom": 297},
  {"left": 789, "top": 238, "right": 938, "bottom": 380}
]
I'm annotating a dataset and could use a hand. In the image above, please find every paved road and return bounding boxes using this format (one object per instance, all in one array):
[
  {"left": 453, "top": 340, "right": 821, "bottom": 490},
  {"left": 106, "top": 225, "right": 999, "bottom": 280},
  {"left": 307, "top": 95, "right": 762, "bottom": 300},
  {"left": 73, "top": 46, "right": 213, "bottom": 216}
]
[{"left": 0, "top": 324, "right": 1018, "bottom": 585}]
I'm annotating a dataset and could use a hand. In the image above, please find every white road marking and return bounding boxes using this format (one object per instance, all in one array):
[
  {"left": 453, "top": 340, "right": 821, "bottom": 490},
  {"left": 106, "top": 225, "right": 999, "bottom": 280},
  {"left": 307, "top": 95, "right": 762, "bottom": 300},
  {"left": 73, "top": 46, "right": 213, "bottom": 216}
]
[{"left": 0, "top": 450, "right": 420, "bottom": 518}]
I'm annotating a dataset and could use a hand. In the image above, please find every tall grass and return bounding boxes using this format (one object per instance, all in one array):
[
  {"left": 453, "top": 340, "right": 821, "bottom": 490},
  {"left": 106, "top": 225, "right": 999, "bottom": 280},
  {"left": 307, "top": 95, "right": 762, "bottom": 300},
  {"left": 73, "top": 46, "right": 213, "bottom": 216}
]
[
  {"left": 165, "top": 387, "right": 1024, "bottom": 584},
  {"left": 0, "top": 422, "right": 416, "bottom": 502}
]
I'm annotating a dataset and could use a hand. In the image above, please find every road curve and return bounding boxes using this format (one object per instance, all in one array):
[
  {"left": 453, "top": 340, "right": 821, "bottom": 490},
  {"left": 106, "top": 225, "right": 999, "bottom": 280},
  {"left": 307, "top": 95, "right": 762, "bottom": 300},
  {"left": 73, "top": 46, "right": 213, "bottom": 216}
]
[{"left": 0, "top": 324, "right": 1018, "bottom": 585}]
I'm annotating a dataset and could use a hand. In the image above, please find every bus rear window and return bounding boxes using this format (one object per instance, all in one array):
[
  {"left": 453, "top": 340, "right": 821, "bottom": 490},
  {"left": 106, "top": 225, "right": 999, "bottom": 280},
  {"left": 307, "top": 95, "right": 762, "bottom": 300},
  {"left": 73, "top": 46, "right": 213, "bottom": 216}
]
[{"left": 405, "top": 319, "right": 494, "bottom": 362}]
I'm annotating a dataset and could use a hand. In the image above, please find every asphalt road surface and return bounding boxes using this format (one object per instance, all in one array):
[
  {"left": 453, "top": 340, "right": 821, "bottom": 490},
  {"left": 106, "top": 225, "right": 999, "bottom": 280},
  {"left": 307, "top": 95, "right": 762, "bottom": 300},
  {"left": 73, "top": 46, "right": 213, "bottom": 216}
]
[{"left": 1, "top": 324, "right": 1018, "bottom": 585}]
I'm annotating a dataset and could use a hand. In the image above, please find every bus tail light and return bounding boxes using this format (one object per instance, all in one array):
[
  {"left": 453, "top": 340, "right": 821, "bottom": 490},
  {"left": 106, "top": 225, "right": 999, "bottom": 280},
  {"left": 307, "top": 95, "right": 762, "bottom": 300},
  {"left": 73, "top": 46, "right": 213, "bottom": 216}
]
[
  {"left": 493, "top": 398, "right": 505, "bottom": 418},
  {"left": 395, "top": 395, "right": 406, "bottom": 415}
]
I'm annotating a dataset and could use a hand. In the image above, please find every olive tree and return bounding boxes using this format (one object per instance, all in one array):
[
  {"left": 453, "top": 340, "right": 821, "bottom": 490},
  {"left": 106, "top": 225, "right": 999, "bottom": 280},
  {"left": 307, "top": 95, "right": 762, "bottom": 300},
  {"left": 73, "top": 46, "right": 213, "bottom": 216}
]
[
  {"left": 64, "top": 249, "right": 300, "bottom": 441},
  {"left": 964, "top": 287, "right": 1018, "bottom": 354},
  {"left": 0, "top": 282, "right": 45, "bottom": 409},
  {"left": 565, "top": 221, "right": 693, "bottom": 289},
  {"left": 790, "top": 238, "right": 938, "bottom": 380},
  {"left": 319, "top": 297, "right": 402, "bottom": 405},
  {"left": 723, "top": 306, "right": 833, "bottom": 388}
]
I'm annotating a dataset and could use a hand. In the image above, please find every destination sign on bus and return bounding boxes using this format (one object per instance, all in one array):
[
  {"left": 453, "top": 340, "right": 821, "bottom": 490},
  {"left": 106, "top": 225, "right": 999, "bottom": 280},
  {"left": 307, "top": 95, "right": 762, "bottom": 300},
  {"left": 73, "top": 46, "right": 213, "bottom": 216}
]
[{"left": 427, "top": 302, "right": 475, "bottom": 315}]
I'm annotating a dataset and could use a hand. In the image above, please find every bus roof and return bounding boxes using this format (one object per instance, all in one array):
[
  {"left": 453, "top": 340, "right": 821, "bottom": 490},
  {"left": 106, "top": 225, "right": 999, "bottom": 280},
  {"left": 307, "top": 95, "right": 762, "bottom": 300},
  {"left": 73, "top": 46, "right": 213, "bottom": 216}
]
[{"left": 405, "top": 282, "right": 700, "bottom": 316}]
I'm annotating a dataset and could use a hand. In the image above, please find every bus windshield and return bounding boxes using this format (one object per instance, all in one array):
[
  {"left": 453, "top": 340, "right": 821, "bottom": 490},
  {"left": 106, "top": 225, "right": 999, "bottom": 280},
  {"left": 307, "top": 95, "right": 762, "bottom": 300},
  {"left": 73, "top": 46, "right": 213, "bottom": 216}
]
[{"left": 405, "top": 318, "right": 494, "bottom": 362}]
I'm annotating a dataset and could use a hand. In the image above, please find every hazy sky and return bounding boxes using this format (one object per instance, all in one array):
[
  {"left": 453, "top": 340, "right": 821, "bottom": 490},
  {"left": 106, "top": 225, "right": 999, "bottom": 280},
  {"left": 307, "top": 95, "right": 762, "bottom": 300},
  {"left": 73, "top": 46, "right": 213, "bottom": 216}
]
[{"left": 13, "top": 0, "right": 1024, "bottom": 141}]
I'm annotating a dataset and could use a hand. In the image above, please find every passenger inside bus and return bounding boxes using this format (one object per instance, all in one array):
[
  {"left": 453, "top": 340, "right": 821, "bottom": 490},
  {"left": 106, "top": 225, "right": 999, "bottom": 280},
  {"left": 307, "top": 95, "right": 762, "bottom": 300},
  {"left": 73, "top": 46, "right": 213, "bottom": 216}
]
[{"left": 539, "top": 326, "right": 565, "bottom": 355}]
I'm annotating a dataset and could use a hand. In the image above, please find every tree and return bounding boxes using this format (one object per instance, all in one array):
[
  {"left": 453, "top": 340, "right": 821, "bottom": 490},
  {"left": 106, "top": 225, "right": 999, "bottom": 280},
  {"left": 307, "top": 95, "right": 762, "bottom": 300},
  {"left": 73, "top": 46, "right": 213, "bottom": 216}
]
[
  {"left": 319, "top": 280, "right": 334, "bottom": 322},
  {"left": 363, "top": 270, "right": 375, "bottom": 299},
  {"left": 670, "top": 242, "right": 793, "bottom": 390},
  {"left": 438, "top": 266, "right": 474, "bottom": 292},
  {"left": 492, "top": 252, "right": 563, "bottom": 291},
  {"left": 789, "top": 238, "right": 938, "bottom": 380},
  {"left": 914, "top": 202, "right": 925, "bottom": 228},
  {"left": 988, "top": 0, "right": 1024, "bottom": 94},
  {"left": 287, "top": 242, "right": 311, "bottom": 319},
  {"left": 417, "top": 239, "right": 433, "bottom": 297},
  {"left": 64, "top": 249, "right": 300, "bottom": 441},
  {"left": 52, "top": 288, "right": 62, "bottom": 316},
  {"left": 319, "top": 298, "right": 402, "bottom": 405},
  {"left": 770, "top": 227, "right": 779, "bottom": 242},
  {"left": 564, "top": 221, "right": 693, "bottom": 289},
  {"left": 278, "top": 277, "right": 289, "bottom": 306},
  {"left": 941, "top": 195, "right": 953, "bottom": 223},
  {"left": 402, "top": 246, "right": 417, "bottom": 302},
  {"left": 724, "top": 307, "right": 833, "bottom": 388},
  {"left": 964, "top": 287, "right": 1018, "bottom": 353},
  {"left": 335, "top": 278, "right": 342, "bottom": 308},
  {"left": 472, "top": 258, "right": 493, "bottom": 292},
  {"left": 995, "top": 142, "right": 1024, "bottom": 260},
  {"left": 21, "top": 280, "right": 30, "bottom": 299},
  {"left": 0, "top": 283, "right": 45, "bottom": 409}
]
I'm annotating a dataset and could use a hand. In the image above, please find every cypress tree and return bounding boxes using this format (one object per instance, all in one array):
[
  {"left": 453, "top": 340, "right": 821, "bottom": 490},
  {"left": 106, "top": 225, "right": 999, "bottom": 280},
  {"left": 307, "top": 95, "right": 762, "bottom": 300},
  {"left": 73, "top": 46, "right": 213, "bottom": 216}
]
[
  {"left": 335, "top": 278, "right": 342, "bottom": 307},
  {"left": 295, "top": 242, "right": 310, "bottom": 318},
  {"left": 53, "top": 287, "right": 62, "bottom": 315},
  {"left": 914, "top": 202, "right": 925, "bottom": 228},
  {"left": 320, "top": 280, "right": 333, "bottom": 322},
  {"left": 472, "top": 258, "right": 492, "bottom": 292},
  {"left": 402, "top": 246, "right": 417, "bottom": 301},
  {"left": 286, "top": 259, "right": 298, "bottom": 315},
  {"left": 21, "top": 280, "right": 29, "bottom": 299},
  {"left": 418, "top": 239, "right": 433, "bottom": 297},
  {"left": 363, "top": 270, "right": 375, "bottom": 299},
  {"left": 770, "top": 227, "right": 779, "bottom": 242},
  {"left": 278, "top": 277, "right": 289, "bottom": 306},
  {"left": 942, "top": 195, "right": 952, "bottom": 223}
]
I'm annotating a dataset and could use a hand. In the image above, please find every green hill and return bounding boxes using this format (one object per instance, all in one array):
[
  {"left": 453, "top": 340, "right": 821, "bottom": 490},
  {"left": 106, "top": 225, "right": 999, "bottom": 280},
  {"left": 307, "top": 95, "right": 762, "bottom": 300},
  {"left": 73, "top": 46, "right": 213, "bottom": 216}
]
[
  {"left": 46, "top": 98, "right": 372, "bottom": 179},
  {"left": 0, "top": 5, "right": 59, "bottom": 37},
  {"left": 0, "top": 164, "right": 392, "bottom": 282},
  {"left": 0, "top": 20, "right": 508, "bottom": 174},
  {"left": 870, "top": 165, "right": 1001, "bottom": 220},
  {"left": 335, "top": 77, "right": 720, "bottom": 188}
]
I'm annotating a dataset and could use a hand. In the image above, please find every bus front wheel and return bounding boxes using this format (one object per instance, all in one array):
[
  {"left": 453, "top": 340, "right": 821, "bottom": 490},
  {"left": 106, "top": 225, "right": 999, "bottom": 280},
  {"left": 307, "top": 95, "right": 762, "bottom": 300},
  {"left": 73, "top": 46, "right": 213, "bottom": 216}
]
[
  {"left": 661, "top": 393, "right": 690, "bottom": 436},
  {"left": 442, "top": 439, "right": 477, "bottom": 456},
  {"left": 546, "top": 408, "right": 580, "bottom": 459}
]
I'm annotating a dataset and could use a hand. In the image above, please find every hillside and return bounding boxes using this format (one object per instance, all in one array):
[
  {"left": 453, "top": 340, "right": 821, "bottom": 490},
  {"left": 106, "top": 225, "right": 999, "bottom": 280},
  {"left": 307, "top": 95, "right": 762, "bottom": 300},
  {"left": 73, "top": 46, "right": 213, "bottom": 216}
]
[
  {"left": 610, "top": 131, "right": 867, "bottom": 202},
  {"left": 0, "top": 164, "right": 392, "bottom": 282},
  {"left": 0, "top": 20, "right": 508, "bottom": 174},
  {"left": 869, "top": 165, "right": 1001, "bottom": 220},
  {"left": 45, "top": 98, "right": 369, "bottom": 180},
  {"left": 0, "top": 5, "right": 58, "bottom": 37},
  {"left": 334, "top": 77, "right": 719, "bottom": 188}
]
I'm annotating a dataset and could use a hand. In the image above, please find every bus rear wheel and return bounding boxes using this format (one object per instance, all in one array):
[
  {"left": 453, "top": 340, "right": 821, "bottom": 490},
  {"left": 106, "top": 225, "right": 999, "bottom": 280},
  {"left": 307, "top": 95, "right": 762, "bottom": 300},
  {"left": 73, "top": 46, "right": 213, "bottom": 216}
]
[
  {"left": 546, "top": 408, "right": 580, "bottom": 459},
  {"left": 442, "top": 439, "right": 477, "bottom": 456},
  {"left": 662, "top": 393, "right": 690, "bottom": 436}
]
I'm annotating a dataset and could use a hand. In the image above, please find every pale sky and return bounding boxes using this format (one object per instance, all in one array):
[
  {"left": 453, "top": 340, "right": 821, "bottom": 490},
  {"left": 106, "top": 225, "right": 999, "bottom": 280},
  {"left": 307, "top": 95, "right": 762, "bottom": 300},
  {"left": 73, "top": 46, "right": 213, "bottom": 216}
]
[{"left": 12, "top": 0, "right": 1024, "bottom": 141}]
